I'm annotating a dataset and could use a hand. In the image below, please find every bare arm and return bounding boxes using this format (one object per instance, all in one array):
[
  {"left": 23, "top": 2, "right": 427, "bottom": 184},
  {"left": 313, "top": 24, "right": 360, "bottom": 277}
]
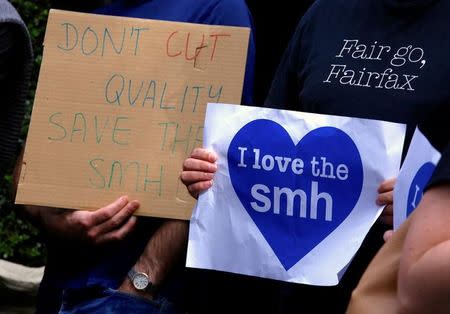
[
  {"left": 118, "top": 147, "right": 217, "bottom": 298},
  {"left": 398, "top": 183, "right": 450, "bottom": 314},
  {"left": 119, "top": 219, "right": 189, "bottom": 298}
]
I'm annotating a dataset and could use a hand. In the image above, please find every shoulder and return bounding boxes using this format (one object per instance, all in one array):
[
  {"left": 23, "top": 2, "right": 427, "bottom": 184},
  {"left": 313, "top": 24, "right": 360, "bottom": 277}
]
[
  {"left": 0, "top": 0, "right": 14, "bottom": 11},
  {"left": 181, "top": 0, "right": 249, "bottom": 13},
  {"left": 0, "top": 0, "right": 32, "bottom": 59},
  {"left": 195, "top": 0, "right": 253, "bottom": 27},
  {"left": 0, "top": 0, "right": 23, "bottom": 23},
  {"left": 288, "top": 0, "right": 362, "bottom": 49},
  {"left": 213, "top": 0, "right": 250, "bottom": 11},
  {"left": 299, "top": 0, "right": 362, "bottom": 26}
]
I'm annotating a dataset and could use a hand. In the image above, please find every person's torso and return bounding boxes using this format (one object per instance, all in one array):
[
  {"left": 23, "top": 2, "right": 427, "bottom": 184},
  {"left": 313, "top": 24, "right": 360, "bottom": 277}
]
[
  {"left": 292, "top": 0, "right": 449, "bottom": 148},
  {"left": 42, "top": 0, "right": 254, "bottom": 291}
]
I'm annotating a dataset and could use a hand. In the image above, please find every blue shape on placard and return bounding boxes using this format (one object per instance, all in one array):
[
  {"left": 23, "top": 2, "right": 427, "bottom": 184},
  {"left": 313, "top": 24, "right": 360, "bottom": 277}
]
[
  {"left": 228, "top": 119, "right": 363, "bottom": 270},
  {"left": 406, "top": 162, "right": 436, "bottom": 217}
]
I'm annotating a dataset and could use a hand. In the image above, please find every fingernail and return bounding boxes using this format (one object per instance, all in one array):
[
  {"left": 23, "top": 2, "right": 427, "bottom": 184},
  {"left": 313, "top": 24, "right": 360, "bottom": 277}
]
[{"left": 132, "top": 201, "right": 140, "bottom": 210}]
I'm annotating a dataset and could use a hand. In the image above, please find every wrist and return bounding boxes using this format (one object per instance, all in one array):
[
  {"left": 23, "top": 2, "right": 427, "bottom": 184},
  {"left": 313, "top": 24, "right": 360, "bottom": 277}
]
[
  {"left": 127, "top": 267, "right": 158, "bottom": 298},
  {"left": 122, "top": 272, "right": 155, "bottom": 300},
  {"left": 134, "top": 256, "right": 164, "bottom": 287}
]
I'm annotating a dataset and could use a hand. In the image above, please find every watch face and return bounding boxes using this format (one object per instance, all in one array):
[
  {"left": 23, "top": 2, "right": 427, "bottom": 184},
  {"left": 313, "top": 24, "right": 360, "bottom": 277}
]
[{"left": 132, "top": 273, "right": 149, "bottom": 290}]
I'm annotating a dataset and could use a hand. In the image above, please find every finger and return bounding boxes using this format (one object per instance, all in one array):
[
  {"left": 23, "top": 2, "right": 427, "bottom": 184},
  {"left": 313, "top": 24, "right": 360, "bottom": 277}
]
[
  {"left": 92, "top": 200, "right": 140, "bottom": 236},
  {"left": 378, "top": 177, "right": 396, "bottom": 193},
  {"left": 376, "top": 191, "right": 394, "bottom": 206},
  {"left": 187, "top": 180, "right": 214, "bottom": 199},
  {"left": 180, "top": 171, "right": 214, "bottom": 185},
  {"left": 383, "top": 230, "right": 394, "bottom": 242},
  {"left": 89, "top": 196, "right": 129, "bottom": 226},
  {"left": 190, "top": 148, "right": 218, "bottom": 163},
  {"left": 182, "top": 158, "right": 217, "bottom": 173},
  {"left": 95, "top": 216, "right": 138, "bottom": 245}
]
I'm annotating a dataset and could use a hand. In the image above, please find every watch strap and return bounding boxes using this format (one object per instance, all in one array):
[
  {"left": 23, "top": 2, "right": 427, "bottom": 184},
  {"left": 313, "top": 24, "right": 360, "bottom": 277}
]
[{"left": 127, "top": 268, "right": 157, "bottom": 294}]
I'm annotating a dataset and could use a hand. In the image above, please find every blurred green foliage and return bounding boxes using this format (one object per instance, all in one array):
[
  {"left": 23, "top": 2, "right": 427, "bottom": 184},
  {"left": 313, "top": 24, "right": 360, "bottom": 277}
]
[
  {"left": 0, "top": 171, "right": 46, "bottom": 266},
  {"left": 0, "top": 0, "right": 52, "bottom": 266}
]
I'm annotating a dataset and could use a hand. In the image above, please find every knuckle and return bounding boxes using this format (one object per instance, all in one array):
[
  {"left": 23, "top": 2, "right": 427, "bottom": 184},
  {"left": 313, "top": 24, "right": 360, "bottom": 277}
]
[
  {"left": 102, "top": 207, "right": 116, "bottom": 219},
  {"left": 182, "top": 159, "right": 192, "bottom": 171},
  {"left": 86, "top": 229, "right": 98, "bottom": 242},
  {"left": 192, "top": 147, "right": 202, "bottom": 156},
  {"left": 79, "top": 216, "right": 92, "bottom": 229},
  {"left": 109, "top": 217, "right": 122, "bottom": 229},
  {"left": 179, "top": 171, "right": 187, "bottom": 182}
]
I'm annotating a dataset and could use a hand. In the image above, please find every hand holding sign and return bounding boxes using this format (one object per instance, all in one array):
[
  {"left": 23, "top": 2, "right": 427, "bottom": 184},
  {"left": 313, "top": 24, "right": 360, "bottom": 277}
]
[
  {"left": 393, "top": 128, "right": 441, "bottom": 229},
  {"left": 180, "top": 148, "right": 218, "bottom": 199},
  {"left": 376, "top": 178, "right": 396, "bottom": 226},
  {"left": 187, "top": 103, "right": 406, "bottom": 285},
  {"left": 15, "top": 10, "right": 250, "bottom": 219},
  {"left": 40, "top": 196, "right": 139, "bottom": 245}
]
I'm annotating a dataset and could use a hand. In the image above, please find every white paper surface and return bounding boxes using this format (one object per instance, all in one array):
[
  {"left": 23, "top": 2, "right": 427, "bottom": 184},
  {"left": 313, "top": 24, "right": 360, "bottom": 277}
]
[
  {"left": 394, "top": 128, "right": 441, "bottom": 230},
  {"left": 187, "top": 103, "right": 406, "bottom": 286}
]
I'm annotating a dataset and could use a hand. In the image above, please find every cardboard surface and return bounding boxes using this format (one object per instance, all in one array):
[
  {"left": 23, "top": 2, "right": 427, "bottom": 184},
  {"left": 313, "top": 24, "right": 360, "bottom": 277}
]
[{"left": 15, "top": 9, "right": 249, "bottom": 219}]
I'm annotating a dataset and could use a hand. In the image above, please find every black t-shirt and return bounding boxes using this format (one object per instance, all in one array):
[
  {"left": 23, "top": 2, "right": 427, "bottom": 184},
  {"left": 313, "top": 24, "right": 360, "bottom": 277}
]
[
  {"left": 420, "top": 104, "right": 450, "bottom": 189},
  {"left": 264, "top": 0, "right": 450, "bottom": 311},
  {"left": 266, "top": 0, "right": 450, "bottom": 159},
  {"left": 429, "top": 144, "right": 450, "bottom": 187}
]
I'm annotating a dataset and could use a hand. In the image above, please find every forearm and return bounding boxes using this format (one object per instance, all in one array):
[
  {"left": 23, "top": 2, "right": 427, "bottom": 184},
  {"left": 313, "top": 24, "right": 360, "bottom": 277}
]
[
  {"left": 398, "top": 240, "right": 450, "bottom": 314},
  {"left": 398, "top": 184, "right": 450, "bottom": 313},
  {"left": 134, "top": 219, "right": 189, "bottom": 287}
]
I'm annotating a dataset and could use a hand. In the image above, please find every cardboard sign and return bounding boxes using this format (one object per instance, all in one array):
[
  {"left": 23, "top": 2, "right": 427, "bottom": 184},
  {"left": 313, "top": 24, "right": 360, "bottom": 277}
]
[
  {"left": 15, "top": 10, "right": 250, "bottom": 219},
  {"left": 393, "top": 128, "right": 441, "bottom": 229},
  {"left": 187, "top": 103, "right": 406, "bottom": 285}
]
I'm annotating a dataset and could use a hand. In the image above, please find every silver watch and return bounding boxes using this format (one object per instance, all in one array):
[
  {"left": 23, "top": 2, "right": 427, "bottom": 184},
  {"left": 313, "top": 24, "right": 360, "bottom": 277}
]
[{"left": 128, "top": 268, "right": 153, "bottom": 292}]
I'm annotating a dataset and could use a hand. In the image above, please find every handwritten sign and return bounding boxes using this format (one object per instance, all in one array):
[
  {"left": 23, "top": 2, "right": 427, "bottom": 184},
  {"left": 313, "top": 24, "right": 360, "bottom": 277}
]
[
  {"left": 15, "top": 10, "right": 250, "bottom": 219},
  {"left": 187, "top": 104, "right": 406, "bottom": 285}
]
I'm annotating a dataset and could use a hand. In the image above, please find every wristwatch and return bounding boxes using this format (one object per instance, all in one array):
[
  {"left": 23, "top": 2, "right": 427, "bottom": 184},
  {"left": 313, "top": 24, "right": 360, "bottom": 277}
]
[{"left": 127, "top": 268, "right": 154, "bottom": 293}]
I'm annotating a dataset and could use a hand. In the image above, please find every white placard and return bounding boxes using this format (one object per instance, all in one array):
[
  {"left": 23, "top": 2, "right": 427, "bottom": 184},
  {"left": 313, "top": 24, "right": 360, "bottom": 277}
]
[{"left": 187, "top": 103, "right": 406, "bottom": 286}]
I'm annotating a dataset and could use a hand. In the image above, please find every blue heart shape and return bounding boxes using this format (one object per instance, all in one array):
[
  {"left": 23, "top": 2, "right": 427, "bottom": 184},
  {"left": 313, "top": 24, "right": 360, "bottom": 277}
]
[
  {"left": 228, "top": 119, "right": 364, "bottom": 270},
  {"left": 406, "top": 162, "right": 435, "bottom": 216}
]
